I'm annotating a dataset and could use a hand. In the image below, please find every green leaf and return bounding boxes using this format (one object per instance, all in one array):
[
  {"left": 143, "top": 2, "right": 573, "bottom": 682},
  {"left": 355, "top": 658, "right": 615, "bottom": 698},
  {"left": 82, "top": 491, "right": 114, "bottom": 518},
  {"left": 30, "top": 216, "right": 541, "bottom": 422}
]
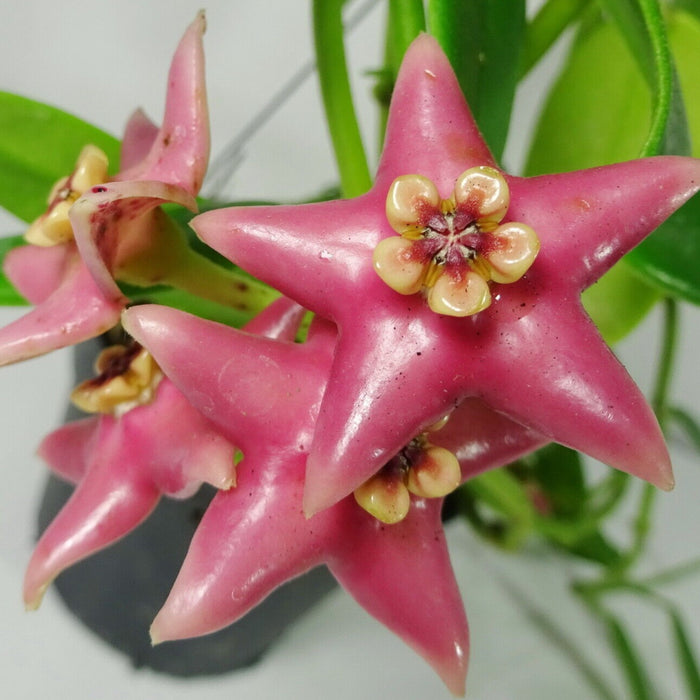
[
  {"left": 582, "top": 261, "right": 660, "bottom": 344},
  {"left": 0, "top": 234, "right": 28, "bottom": 306},
  {"left": 118, "top": 283, "right": 252, "bottom": 329},
  {"left": 668, "top": 405, "right": 700, "bottom": 452},
  {"left": 0, "top": 92, "right": 119, "bottom": 223},
  {"left": 626, "top": 191, "right": 700, "bottom": 304},
  {"left": 605, "top": 614, "right": 660, "bottom": 700},
  {"left": 524, "top": 443, "right": 586, "bottom": 518},
  {"left": 519, "top": 0, "right": 590, "bottom": 78},
  {"left": 427, "top": 0, "right": 526, "bottom": 160},
  {"left": 670, "top": 609, "right": 700, "bottom": 699},
  {"left": 526, "top": 17, "right": 652, "bottom": 173},
  {"left": 566, "top": 531, "right": 622, "bottom": 567}
]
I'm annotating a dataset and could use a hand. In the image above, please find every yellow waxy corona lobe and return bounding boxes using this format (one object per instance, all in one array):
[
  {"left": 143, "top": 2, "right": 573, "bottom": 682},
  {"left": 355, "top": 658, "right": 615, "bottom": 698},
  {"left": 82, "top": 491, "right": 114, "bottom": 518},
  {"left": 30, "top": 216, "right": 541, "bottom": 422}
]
[
  {"left": 71, "top": 343, "right": 162, "bottom": 416},
  {"left": 25, "top": 145, "right": 109, "bottom": 247},
  {"left": 374, "top": 166, "right": 540, "bottom": 317}
]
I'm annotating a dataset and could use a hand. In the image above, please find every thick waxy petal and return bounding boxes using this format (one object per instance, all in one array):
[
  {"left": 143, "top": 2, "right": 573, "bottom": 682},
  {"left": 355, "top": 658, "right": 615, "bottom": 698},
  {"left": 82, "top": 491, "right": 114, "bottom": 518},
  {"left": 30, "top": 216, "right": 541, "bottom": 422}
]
[
  {"left": 25, "top": 378, "right": 238, "bottom": 609},
  {"left": 24, "top": 426, "right": 161, "bottom": 610},
  {"left": 193, "top": 34, "right": 700, "bottom": 512},
  {"left": 0, "top": 254, "right": 122, "bottom": 366},
  {"left": 125, "top": 303, "right": 546, "bottom": 693},
  {"left": 37, "top": 417, "right": 98, "bottom": 483},
  {"left": 3, "top": 244, "right": 71, "bottom": 305},
  {"left": 115, "top": 11, "right": 210, "bottom": 195},
  {"left": 70, "top": 180, "right": 197, "bottom": 301},
  {"left": 120, "top": 108, "right": 159, "bottom": 171},
  {"left": 0, "top": 13, "right": 211, "bottom": 366},
  {"left": 26, "top": 298, "right": 303, "bottom": 609}
]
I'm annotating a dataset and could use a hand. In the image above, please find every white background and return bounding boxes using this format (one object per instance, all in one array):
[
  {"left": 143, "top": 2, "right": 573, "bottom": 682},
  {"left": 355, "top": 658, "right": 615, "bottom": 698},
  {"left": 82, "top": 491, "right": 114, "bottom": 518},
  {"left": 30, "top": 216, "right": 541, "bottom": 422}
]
[{"left": 0, "top": 2, "right": 699, "bottom": 699}]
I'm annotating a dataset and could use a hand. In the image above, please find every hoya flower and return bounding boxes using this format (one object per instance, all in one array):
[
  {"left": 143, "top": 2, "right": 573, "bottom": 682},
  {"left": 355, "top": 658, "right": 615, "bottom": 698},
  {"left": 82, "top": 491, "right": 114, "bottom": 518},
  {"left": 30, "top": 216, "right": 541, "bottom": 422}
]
[
  {"left": 23, "top": 297, "right": 304, "bottom": 610},
  {"left": 192, "top": 34, "right": 700, "bottom": 514},
  {"left": 123, "top": 303, "right": 546, "bottom": 695},
  {"left": 0, "top": 12, "right": 209, "bottom": 366}
]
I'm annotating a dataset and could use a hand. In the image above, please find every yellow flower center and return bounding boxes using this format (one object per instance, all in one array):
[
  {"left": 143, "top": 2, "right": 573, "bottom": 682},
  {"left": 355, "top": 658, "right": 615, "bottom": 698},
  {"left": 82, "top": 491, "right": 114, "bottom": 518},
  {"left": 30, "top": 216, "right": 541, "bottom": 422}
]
[
  {"left": 373, "top": 166, "right": 540, "bottom": 317},
  {"left": 71, "top": 342, "right": 162, "bottom": 416},
  {"left": 353, "top": 414, "right": 461, "bottom": 524},
  {"left": 25, "top": 145, "right": 109, "bottom": 247}
]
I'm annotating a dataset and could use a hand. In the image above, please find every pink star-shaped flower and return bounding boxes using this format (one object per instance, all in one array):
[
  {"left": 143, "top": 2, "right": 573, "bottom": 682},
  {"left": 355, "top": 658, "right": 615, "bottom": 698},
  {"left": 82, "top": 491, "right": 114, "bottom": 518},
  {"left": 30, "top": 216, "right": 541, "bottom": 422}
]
[
  {"left": 123, "top": 302, "right": 546, "bottom": 695},
  {"left": 192, "top": 34, "right": 700, "bottom": 514},
  {"left": 0, "top": 11, "right": 208, "bottom": 366},
  {"left": 23, "top": 297, "right": 304, "bottom": 610}
]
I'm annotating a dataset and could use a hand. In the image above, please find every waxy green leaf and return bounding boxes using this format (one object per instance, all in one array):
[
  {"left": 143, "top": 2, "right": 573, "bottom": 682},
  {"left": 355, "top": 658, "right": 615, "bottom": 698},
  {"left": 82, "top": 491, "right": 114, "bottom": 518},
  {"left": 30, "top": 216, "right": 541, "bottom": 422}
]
[
  {"left": 527, "top": 9, "right": 700, "bottom": 308},
  {"left": 0, "top": 92, "right": 119, "bottom": 223},
  {"left": 0, "top": 235, "right": 28, "bottom": 306},
  {"left": 427, "top": 0, "right": 526, "bottom": 160}
]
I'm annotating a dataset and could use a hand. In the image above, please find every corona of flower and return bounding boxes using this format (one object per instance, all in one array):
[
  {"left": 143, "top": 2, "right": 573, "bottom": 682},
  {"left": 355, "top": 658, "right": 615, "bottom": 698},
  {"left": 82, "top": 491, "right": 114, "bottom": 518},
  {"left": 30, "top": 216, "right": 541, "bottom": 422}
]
[{"left": 374, "top": 167, "right": 540, "bottom": 316}]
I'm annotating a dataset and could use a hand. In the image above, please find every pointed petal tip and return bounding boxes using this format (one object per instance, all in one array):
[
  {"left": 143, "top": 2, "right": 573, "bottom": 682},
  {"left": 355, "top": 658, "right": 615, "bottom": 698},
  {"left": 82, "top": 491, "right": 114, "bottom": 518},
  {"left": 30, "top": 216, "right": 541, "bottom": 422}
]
[
  {"left": 302, "top": 471, "right": 345, "bottom": 519},
  {"left": 22, "top": 568, "right": 50, "bottom": 612}
]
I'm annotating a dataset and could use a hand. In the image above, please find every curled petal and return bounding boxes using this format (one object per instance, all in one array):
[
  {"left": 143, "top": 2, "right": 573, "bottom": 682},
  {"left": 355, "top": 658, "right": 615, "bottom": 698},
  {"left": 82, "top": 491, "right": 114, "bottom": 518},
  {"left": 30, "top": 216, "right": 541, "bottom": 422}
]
[
  {"left": 120, "top": 108, "right": 160, "bottom": 171},
  {"left": 70, "top": 180, "right": 197, "bottom": 301},
  {"left": 115, "top": 11, "right": 209, "bottom": 195}
]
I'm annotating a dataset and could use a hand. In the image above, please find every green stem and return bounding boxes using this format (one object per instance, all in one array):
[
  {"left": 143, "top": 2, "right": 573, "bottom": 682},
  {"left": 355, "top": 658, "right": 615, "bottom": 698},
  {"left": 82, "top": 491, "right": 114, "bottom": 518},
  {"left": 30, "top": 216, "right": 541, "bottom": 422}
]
[
  {"left": 163, "top": 252, "right": 279, "bottom": 318},
  {"left": 608, "top": 298, "right": 678, "bottom": 576},
  {"left": 651, "top": 297, "right": 679, "bottom": 426},
  {"left": 519, "top": 0, "right": 591, "bottom": 78},
  {"left": 377, "top": 0, "right": 426, "bottom": 144},
  {"left": 387, "top": 0, "right": 426, "bottom": 70},
  {"left": 637, "top": 0, "right": 673, "bottom": 156},
  {"left": 312, "top": 0, "right": 372, "bottom": 197},
  {"left": 535, "top": 470, "right": 630, "bottom": 547}
]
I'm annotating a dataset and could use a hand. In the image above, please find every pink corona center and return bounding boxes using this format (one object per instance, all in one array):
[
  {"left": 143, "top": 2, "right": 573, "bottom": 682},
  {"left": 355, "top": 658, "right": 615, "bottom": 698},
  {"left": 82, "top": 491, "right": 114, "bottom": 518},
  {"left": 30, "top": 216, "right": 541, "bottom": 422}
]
[
  {"left": 71, "top": 341, "right": 162, "bottom": 416},
  {"left": 353, "top": 414, "right": 461, "bottom": 524},
  {"left": 373, "top": 166, "right": 540, "bottom": 317},
  {"left": 25, "top": 145, "right": 109, "bottom": 247}
]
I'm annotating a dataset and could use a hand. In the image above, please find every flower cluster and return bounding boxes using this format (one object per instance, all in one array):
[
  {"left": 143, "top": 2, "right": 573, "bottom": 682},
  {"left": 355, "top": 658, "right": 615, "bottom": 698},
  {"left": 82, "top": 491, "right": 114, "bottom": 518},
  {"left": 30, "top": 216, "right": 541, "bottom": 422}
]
[{"left": 5, "top": 15, "right": 700, "bottom": 697}]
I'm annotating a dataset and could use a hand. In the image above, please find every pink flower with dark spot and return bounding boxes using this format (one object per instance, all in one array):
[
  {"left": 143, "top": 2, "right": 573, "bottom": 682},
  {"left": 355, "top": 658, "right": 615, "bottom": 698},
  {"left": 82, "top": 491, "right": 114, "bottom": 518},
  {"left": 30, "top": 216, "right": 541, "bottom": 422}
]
[
  {"left": 24, "top": 297, "right": 304, "bottom": 611},
  {"left": 123, "top": 302, "right": 547, "bottom": 695},
  {"left": 192, "top": 34, "right": 700, "bottom": 515},
  {"left": 0, "top": 12, "right": 209, "bottom": 366}
]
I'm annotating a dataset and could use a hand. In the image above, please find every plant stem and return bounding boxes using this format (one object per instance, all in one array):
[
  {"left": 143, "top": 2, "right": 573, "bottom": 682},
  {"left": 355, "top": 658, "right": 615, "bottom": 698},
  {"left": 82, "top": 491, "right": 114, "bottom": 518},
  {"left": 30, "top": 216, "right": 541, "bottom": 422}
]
[
  {"left": 652, "top": 297, "right": 679, "bottom": 425},
  {"left": 519, "top": 0, "right": 590, "bottom": 78},
  {"left": 312, "top": 0, "right": 372, "bottom": 197},
  {"left": 387, "top": 0, "right": 426, "bottom": 71},
  {"left": 376, "top": 0, "right": 426, "bottom": 144},
  {"left": 163, "top": 251, "right": 279, "bottom": 318},
  {"left": 637, "top": 0, "right": 673, "bottom": 156}
]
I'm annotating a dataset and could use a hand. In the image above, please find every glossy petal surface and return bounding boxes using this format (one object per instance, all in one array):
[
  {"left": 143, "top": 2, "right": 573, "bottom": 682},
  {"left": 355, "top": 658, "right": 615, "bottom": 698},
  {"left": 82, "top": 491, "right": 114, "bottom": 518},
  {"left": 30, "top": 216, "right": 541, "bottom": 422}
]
[
  {"left": 24, "top": 297, "right": 302, "bottom": 611},
  {"left": 193, "top": 35, "right": 700, "bottom": 513},
  {"left": 0, "top": 13, "right": 209, "bottom": 365},
  {"left": 124, "top": 303, "right": 546, "bottom": 694}
]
